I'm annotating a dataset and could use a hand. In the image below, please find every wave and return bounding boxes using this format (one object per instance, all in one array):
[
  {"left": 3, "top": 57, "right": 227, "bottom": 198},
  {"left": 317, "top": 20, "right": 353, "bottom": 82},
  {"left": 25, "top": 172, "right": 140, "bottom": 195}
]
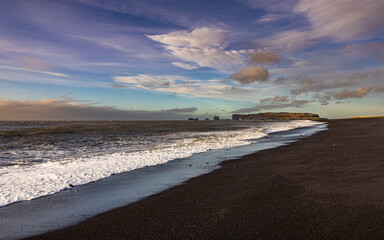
[{"left": 0, "top": 120, "right": 323, "bottom": 207}]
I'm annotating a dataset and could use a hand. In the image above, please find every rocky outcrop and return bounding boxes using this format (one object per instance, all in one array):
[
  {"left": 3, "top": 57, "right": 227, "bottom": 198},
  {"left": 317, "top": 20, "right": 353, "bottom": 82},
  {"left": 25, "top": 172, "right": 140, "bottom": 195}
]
[{"left": 232, "top": 112, "right": 326, "bottom": 121}]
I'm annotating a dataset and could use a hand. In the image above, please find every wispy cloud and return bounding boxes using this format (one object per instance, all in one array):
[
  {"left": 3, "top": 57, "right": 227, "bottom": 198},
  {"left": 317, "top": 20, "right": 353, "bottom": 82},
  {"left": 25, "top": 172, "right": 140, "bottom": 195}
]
[
  {"left": 240, "top": 0, "right": 298, "bottom": 12},
  {"left": 330, "top": 86, "right": 373, "bottom": 100},
  {"left": 256, "top": 0, "right": 384, "bottom": 51},
  {"left": 330, "top": 86, "right": 384, "bottom": 100},
  {"left": 0, "top": 65, "right": 70, "bottom": 77},
  {"left": 147, "top": 27, "right": 227, "bottom": 49},
  {"left": 113, "top": 74, "right": 198, "bottom": 90},
  {"left": 113, "top": 74, "right": 261, "bottom": 101},
  {"left": 163, "top": 107, "right": 198, "bottom": 113},
  {"left": 341, "top": 41, "right": 384, "bottom": 60},
  {"left": 290, "top": 69, "right": 384, "bottom": 95},
  {"left": 260, "top": 95, "right": 289, "bottom": 103},
  {"left": 295, "top": 0, "right": 384, "bottom": 41},
  {"left": 290, "top": 77, "right": 356, "bottom": 95},
  {"left": 147, "top": 27, "right": 253, "bottom": 72},
  {"left": 233, "top": 99, "right": 309, "bottom": 113},
  {"left": 70, "top": 0, "right": 210, "bottom": 28},
  {"left": 171, "top": 62, "right": 198, "bottom": 70},
  {"left": 257, "top": 14, "right": 287, "bottom": 23},
  {"left": 0, "top": 96, "right": 198, "bottom": 120},
  {"left": 313, "top": 94, "right": 331, "bottom": 105}
]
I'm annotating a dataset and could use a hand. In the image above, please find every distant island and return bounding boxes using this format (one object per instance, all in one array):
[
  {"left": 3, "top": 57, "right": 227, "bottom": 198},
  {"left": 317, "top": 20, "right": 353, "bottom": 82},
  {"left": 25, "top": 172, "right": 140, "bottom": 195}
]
[{"left": 232, "top": 112, "right": 326, "bottom": 121}]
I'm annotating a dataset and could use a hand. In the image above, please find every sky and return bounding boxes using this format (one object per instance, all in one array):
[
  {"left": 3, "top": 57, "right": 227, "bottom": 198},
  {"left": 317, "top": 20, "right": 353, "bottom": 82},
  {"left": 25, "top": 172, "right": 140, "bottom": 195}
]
[{"left": 0, "top": 0, "right": 383, "bottom": 120}]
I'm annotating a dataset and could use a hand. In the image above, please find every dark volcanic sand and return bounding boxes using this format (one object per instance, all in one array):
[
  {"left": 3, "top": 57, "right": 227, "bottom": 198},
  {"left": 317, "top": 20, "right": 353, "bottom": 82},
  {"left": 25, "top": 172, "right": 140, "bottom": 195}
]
[{"left": 29, "top": 118, "right": 384, "bottom": 240}]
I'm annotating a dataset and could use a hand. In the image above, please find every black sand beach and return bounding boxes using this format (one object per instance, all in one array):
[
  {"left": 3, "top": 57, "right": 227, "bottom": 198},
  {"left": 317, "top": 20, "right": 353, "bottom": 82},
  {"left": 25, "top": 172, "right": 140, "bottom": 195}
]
[{"left": 29, "top": 117, "right": 384, "bottom": 239}]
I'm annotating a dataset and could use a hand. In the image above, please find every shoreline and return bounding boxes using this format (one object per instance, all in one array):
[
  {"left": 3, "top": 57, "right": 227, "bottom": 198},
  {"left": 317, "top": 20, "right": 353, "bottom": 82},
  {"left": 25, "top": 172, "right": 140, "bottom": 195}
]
[
  {"left": 0, "top": 120, "right": 319, "bottom": 209},
  {"left": 28, "top": 118, "right": 384, "bottom": 239}
]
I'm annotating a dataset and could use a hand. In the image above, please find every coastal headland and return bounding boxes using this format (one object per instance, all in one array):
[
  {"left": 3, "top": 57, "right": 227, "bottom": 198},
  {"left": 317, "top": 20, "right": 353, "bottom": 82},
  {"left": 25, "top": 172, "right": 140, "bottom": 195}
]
[
  {"left": 30, "top": 117, "right": 384, "bottom": 240},
  {"left": 232, "top": 112, "right": 325, "bottom": 121}
]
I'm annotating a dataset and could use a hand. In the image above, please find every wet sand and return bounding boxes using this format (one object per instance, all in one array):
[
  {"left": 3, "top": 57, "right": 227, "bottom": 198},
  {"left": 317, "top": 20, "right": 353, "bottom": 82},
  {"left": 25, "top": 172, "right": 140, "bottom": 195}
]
[{"left": 29, "top": 118, "right": 384, "bottom": 240}]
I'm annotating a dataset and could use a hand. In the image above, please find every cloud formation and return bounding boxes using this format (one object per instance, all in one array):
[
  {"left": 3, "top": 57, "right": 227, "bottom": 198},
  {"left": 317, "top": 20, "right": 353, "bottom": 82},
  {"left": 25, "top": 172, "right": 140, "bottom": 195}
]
[
  {"left": 241, "top": 0, "right": 297, "bottom": 11},
  {"left": 331, "top": 87, "right": 373, "bottom": 100},
  {"left": 249, "top": 51, "right": 280, "bottom": 64},
  {"left": 0, "top": 97, "right": 199, "bottom": 120},
  {"left": 257, "top": 0, "right": 384, "bottom": 51},
  {"left": 291, "top": 69, "right": 384, "bottom": 95},
  {"left": 290, "top": 77, "right": 356, "bottom": 95},
  {"left": 163, "top": 107, "right": 197, "bottom": 113},
  {"left": 147, "top": 27, "right": 251, "bottom": 72},
  {"left": 171, "top": 62, "right": 198, "bottom": 70},
  {"left": 330, "top": 86, "right": 384, "bottom": 100},
  {"left": 313, "top": 94, "right": 331, "bottom": 105},
  {"left": 113, "top": 74, "right": 259, "bottom": 101},
  {"left": 257, "top": 14, "right": 286, "bottom": 23},
  {"left": 294, "top": 0, "right": 384, "bottom": 41},
  {"left": 230, "top": 67, "right": 269, "bottom": 84},
  {"left": 257, "top": 29, "right": 322, "bottom": 52},
  {"left": 147, "top": 27, "right": 226, "bottom": 49},
  {"left": 0, "top": 65, "right": 70, "bottom": 78},
  {"left": 341, "top": 42, "right": 384, "bottom": 60},
  {"left": 260, "top": 95, "right": 288, "bottom": 103},
  {"left": 233, "top": 99, "right": 309, "bottom": 113},
  {"left": 113, "top": 74, "right": 195, "bottom": 89}
]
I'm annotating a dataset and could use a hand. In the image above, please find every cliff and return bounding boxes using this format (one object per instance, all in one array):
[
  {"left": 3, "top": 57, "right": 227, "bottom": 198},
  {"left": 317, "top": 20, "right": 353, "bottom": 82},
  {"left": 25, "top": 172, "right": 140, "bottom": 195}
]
[{"left": 232, "top": 112, "right": 325, "bottom": 121}]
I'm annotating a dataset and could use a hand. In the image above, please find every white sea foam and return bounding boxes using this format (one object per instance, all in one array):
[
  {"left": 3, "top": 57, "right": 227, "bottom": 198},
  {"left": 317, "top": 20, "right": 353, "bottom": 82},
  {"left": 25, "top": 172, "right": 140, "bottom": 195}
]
[{"left": 0, "top": 120, "right": 323, "bottom": 207}]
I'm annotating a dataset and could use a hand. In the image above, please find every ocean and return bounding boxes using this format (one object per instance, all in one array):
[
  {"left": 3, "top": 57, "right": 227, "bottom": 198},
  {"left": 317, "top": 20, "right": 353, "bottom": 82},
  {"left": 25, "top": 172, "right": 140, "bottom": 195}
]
[
  {"left": 0, "top": 120, "right": 325, "bottom": 207},
  {"left": 0, "top": 120, "right": 326, "bottom": 239}
]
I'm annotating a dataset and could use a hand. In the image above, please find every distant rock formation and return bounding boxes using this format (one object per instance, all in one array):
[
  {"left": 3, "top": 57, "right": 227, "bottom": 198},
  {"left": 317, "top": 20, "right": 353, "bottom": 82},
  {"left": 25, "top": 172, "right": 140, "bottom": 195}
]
[{"left": 232, "top": 112, "right": 326, "bottom": 121}]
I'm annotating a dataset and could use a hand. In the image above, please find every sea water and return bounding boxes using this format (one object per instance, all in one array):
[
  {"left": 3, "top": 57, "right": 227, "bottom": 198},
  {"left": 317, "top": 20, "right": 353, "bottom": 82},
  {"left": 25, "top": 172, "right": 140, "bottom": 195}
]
[{"left": 0, "top": 120, "right": 324, "bottom": 207}]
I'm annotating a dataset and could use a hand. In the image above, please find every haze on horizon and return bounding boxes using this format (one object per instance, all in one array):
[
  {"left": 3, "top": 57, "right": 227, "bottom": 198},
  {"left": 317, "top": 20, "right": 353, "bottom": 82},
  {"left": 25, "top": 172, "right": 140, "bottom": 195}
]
[{"left": 0, "top": 0, "right": 383, "bottom": 120}]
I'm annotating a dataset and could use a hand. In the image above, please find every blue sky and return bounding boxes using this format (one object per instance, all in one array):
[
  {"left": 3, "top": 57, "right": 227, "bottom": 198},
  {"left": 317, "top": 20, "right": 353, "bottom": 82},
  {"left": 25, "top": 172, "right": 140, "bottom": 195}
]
[{"left": 0, "top": 0, "right": 383, "bottom": 120}]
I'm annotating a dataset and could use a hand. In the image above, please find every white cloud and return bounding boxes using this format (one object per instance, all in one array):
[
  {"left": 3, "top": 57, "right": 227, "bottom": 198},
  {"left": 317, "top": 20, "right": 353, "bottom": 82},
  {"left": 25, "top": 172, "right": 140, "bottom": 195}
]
[
  {"left": 114, "top": 74, "right": 204, "bottom": 90},
  {"left": 113, "top": 74, "right": 199, "bottom": 90},
  {"left": 155, "top": 84, "right": 259, "bottom": 101},
  {"left": 171, "top": 62, "right": 198, "bottom": 70},
  {"left": 147, "top": 27, "right": 227, "bottom": 49},
  {"left": 113, "top": 74, "right": 262, "bottom": 101},
  {"left": 166, "top": 46, "right": 246, "bottom": 72},
  {"left": 147, "top": 27, "right": 252, "bottom": 72}
]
